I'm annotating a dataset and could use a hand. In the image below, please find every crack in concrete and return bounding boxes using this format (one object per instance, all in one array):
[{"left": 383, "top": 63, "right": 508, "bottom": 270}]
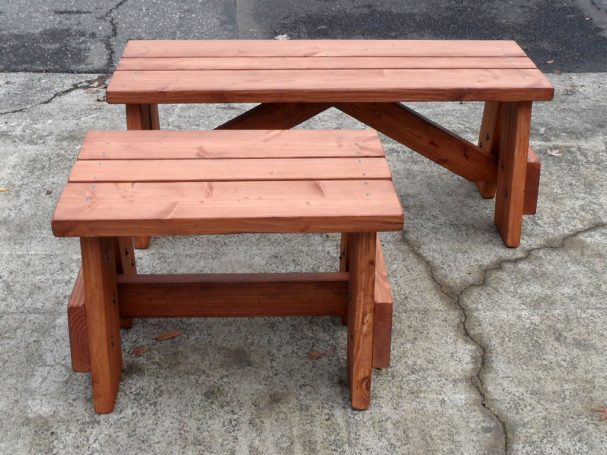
[
  {"left": 100, "top": 0, "right": 130, "bottom": 72},
  {"left": 403, "top": 222, "right": 607, "bottom": 454},
  {"left": 0, "top": 75, "right": 108, "bottom": 115}
]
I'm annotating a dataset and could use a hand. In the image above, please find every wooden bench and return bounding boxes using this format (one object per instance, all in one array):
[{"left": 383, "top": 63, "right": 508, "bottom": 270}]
[
  {"left": 53, "top": 129, "right": 404, "bottom": 412},
  {"left": 107, "top": 39, "right": 553, "bottom": 248}
]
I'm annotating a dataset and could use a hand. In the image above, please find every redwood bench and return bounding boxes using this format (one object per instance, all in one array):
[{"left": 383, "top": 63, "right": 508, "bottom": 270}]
[
  {"left": 53, "top": 129, "right": 404, "bottom": 412},
  {"left": 107, "top": 39, "right": 553, "bottom": 248}
]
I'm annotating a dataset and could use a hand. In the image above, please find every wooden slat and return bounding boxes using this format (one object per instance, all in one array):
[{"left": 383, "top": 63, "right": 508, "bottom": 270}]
[
  {"left": 118, "top": 56, "right": 537, "bottom": 71},
  {"left": 216, "top": 103, "right": 331, "bottom": 130},
  {"left": 69, "top": 158, "right": 391, "bottom": 183},
  {"left": 117, "top": 273, "right": 348, "bottom": 318},
  {"left": 79, "top": 130, "right": 384, "bottom": 160},
  {"left": 337, "top": 102, "right": 496, "bottom": 182},
  {"left": 67, "top": 270, "right": 90, "bottom": 373},
  {"left": 122, "top": 40, "right": 528, "bottom": 58},
  {"left": 347, "top": 232, "right": 377, "bottom": 410},
  {"left": 372, "top": 240, "right": 393, "bottom": 369},
  {"left": 495, "top": 101, "right": 532, "bottom": 247},
  {"left": 106, "top": 68, "right": 554, "bottom": 104},
  {"left": 52, "top": 180, "right": 404, "bottom": 237},
  {"left": 80, "top": 237, "right": 122, "bottom": 414}
]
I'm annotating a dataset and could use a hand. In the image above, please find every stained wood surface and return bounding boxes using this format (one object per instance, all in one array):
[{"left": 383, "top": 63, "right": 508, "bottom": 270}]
[
  {"left": 216, "top": 103, "right": 331, "bottom": 130},
  {"left": 107, "top": 69, "right": 553, "bottom": 104},
  {"left": 107, "top": 40, "right": 554, "bottom": 104},
  {"left": 79, "top": 130, "right": 384, "bottom": 159},
  {"left": 372, "top": 240, "right": 393, "bottom": 369},
  {"left": 80, "top": 237, "right": 122, "bottom": 414},
  {"left": 495, "top": 101, "right": 533, "bottom": 247},
  {"left": 118, "top": 56, "right": 537, "bottom": 71},
  {"left": 524, "top": 148, "right": 541, "bottom": 215},
  {"left": 122, "top": 40, "right": 528, "bottom": 58},
  {"left": 67, "top": 270, "right": 90, "bottom": 373},
  {"left": 118, "top": 273, "right": 348, "bottom": 318},
  {"left": 70, "top": 158, "right": 391, "bottom": 182},
  {"left": 337, "top": 102, "right": 497, "bottom": 183},
  {"left": 52, "top": 131, "right": 403, "bottom": 237},
  {"left": 347, "top": 232, "right": 377, "bottom": 410}
]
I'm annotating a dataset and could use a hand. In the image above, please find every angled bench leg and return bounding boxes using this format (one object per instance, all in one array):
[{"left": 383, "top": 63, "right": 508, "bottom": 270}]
[
  {"left": 81, "top": 237, "right": 123, "bottom": 413},
  {"left": 495, "top": 102, "right": 533, "bottom": 247},
  {"left": 347, "top": 232, "right": 377, "bottom": 410},
  {"left": 126, "top": 104, "right": 160, "bottom": 249},
  {"left": 339, "top": 234, "right": 350, "bottom": 325}
]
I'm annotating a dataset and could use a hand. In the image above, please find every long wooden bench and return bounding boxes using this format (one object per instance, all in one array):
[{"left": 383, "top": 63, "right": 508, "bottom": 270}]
[
  {"left": 54, "top": 129, "right": 404, "bottom": 412},
  {"left": 107, "top": 39, "right": 554, "bottom": 248}
]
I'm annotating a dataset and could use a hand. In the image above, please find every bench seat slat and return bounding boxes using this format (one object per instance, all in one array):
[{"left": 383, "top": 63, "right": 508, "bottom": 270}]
[
  {"left": 51, "top": 180, "right": 404, "bottom": 237},
  {"left": 79, "top": 130, "right": 384, "bottom": 160},
  {"left": 117, "top": 56, "right": 538, "bottom": 71},
  {"left": 106, "top": 68, "right": 554, "bottom": 104},
  {"left": 69, "top": 158, "right": 392, "bottom": 183},
  {"left": 122, "top": 40, "right": 527, "bottom": 58}
]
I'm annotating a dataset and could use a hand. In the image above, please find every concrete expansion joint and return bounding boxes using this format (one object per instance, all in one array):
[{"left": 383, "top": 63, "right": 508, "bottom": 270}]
[
  {"left": 0, "top": 75, "right": 109, "bottom": 116},
  {"left": 99, "top": 0, "right": 130, "bottom": 72},
  {"left": 403, "top": 222, "right": 607, "bottom": 454}
]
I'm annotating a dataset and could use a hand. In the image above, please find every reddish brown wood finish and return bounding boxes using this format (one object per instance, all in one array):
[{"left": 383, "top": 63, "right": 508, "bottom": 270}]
[
  {"left": 80, "top": 237, "right": 122, "bottom": 414},
  {"left": 347, "top": 232, "right": 377, "bottom": 410},
  {"left": 372, "top": 241, "right": 393, "bottom": 369},
  {"left": 125, "top": 104, "right": 160, "bottom": 249},
  {"left": 495, "top": 102, "right": 533, "bottom": 247},
  {"left": 216, "top": 103, "right": 331, "bottom": 130},
  {"left": 337, "top": 102, "right": 496, "bottom": 183},
  {"left": 67, "top": 270, "right": 89, "bottom": 373},
  {"left": 117, "top": 273, "right": 348, "bottom": 318},
  {"left": 524, "top": 148, "right": 541, "bottom": 215}
]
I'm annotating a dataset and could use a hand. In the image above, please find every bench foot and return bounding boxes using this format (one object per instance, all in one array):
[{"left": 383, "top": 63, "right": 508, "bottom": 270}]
[{"left": 80, "top": 237, "right": 123, "bottom": 414}]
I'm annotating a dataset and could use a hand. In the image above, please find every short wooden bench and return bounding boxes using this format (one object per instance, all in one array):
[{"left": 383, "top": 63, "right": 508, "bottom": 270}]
[
  {"left": 53, "top": 129, "right": 404, "bottom": 412},
  {"left": 107, "top": 39, "right": 553, "bottom": 248}
]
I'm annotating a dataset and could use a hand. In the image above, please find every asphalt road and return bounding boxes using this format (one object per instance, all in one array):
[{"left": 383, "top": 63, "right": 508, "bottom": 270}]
[{"left": 0, "top": 0, "right": 606, "bottom": 73}]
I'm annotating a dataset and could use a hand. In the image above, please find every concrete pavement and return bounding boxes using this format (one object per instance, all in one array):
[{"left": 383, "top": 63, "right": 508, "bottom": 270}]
[{"left": 0, "top": 72, "right": 606, "bottom": 453}]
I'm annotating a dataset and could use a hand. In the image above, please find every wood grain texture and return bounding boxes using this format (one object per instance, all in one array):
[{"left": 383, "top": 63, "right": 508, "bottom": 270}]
[
  {"left": 372, "top": 239, "right": 393, "bottom": 369},
  {"left": 52, "top": 180, "right": 404, "bottom": 237},
  {"left": 495, "top": 101, "right": 532, "bottom": 247},
  {"left": 524, "top": 147, "right": 541, "bottom": 215},
  {"left": 115, "top": 237, "right": 136, "bottom": 329},
  {"left": 122, "top": 40, "right": 528, "bottom": 58},
  {"left": 216, "top": 103, "right": 331, "bottom": 130},
  {"left": 69, "top": 158, "right": 392, "bottom": 183},
  {"left": 106, "top": 68, "right": 554, "bottom": 104},
  {"left": 67, "top": 270, "right": 90, "bottom": 373},
  {"left": 337, "top": 102, "right": 496, "bottom": 182},
  {"left": 347, "top": 232, "right": 377, "bottom": 410},
  {"left": 117, "top": 273, "right": 348, "bottom": 318},
  {"left": 80, "top": 237, "right": 122, "bottom": 414},
  {"left": 78, "top": 130, "right": 384, "bottom": 160},
  {"left": 117, "top": 56, "right": 537, "bottom": 71},
  {"left": 475, "top": 101, "right": 503, "bottom": 198},
  {"left": 339, "top": 233, "right": 350, "bottom": 325}
]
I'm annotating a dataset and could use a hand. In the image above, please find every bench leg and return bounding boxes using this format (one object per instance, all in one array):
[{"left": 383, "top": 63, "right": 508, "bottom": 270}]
[
  {"left": 126, "top": 104, "right": 160, "bottom": 250},
  {"left": 81, "top": 237, "right": 123, "bottom": 413},
  {"left": 339, "top": 234, "right": 350, "bottom": 325},
  {"left": 494, "top": 101, "right": 532, "bottom": 248},
  {"left": 347, "top": 232, "right": 376, "bottom": 410},
  {"left": 475, "top": 102, "right": 502, "bottom": 198},
  {"left": 115, "top": 237, "right": 137, "bottom": 329}
]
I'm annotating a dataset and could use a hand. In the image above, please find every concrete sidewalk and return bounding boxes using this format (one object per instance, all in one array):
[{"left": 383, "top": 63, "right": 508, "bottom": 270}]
[{"left": 0, "top": 72, "right": 606, "bottom": 454}]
